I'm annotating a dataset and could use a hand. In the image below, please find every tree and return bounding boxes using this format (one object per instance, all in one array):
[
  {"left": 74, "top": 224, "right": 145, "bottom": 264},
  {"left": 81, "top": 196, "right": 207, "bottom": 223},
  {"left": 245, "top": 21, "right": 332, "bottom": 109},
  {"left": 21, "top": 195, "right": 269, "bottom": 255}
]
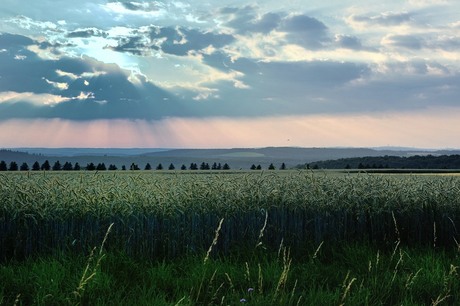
[
  {"left": 121, "top": 165, "right": 126, "bottom": 171},
  {"left": 86, "top": 162, "right": 96, "bottom": 171},
  {"left": 9, "top": 161, "right": 18, "bottom": 171},
  {"left": 250, "top": 164, "right": 257, "bottom": 170},
  {"left": 189, "top": 163, "right": 198, "bottom": 170},
  {"left": 256, "top": 165, "right": 262, "bottom": 170},
  {"left": 130, "top": 163, "right": 140, "bottom": 170},
  {"left": 62, "top": 162, "right": 73, "bottom": 171},
  {"left": 0, "top": 161, "right": 7, "bottom": 171},
  {"left": 74, "top": 162, "right": 81, "bottom": 171},
  {"left": 200, "top": 162, "right": 210, "bottom": 170},
  {"left": 145, "top": 163, "right": 152, "bottom": 170},
  {"left": 280, "top": 163, "right": 286, "bottom": 170},
  {"left": 211, "top": 162, "right": 218, "bottom": 170},
  {"left": 181, "top": 164, "right": 187, "bottom": 170},
  {"left": 168, "top": 163, "right": 175, "bottom": 170},
  {"left": 32, "top": 161, "right": 40, "bottom": 171},
  {"left": 223, "top": 163, "right": 230, "bottom": 170},
  {"left": 41, "top": 160, "right": 51, "bottom": 171},
  {"left": 20, "top": 162, "right": 29, "bottom": 171},
  {"left": 108, "top": 164, "right": 118, "bottom": 170},
  {"left": 268, "top": 163, "right": 275, "bottom": 170},
  {"left": 96, "top": 163, "right": 107, "bottom": 171},
  {"left": 156, "top": 163, "right": 163, "bottom": 170},
  {"left": 52, "top": 160, "right": 62, "bottom": 171}
]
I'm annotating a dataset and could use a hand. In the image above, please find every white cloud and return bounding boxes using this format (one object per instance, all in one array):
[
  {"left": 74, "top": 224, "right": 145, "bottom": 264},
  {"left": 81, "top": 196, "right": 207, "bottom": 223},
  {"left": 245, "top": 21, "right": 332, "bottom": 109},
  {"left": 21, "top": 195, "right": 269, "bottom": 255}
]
[
  {"left": 0, "top": 91, "right": 69, "bottom": 106},
  {"left": 43, "top": 78, "right": 69, "bottom": 90}
]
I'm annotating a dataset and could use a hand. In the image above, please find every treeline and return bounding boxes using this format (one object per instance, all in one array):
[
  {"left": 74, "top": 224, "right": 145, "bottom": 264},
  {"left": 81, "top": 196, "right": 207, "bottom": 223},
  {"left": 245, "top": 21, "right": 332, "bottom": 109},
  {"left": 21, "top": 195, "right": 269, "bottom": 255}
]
[
  {"left": 299, "top": 154, "right": 460, "bottom": 170},
  {"left": 0, "top": 160, "right": 288, "bottom": 171}
]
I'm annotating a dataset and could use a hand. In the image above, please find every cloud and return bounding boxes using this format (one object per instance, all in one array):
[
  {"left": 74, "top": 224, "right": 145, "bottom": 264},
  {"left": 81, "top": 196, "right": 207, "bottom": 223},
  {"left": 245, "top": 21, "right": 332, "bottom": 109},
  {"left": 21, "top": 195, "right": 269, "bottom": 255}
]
[
  {"left": 278, "top": 14, "right": 330, "bottom": 49},
  {"left": 350, "top": 11, "right": 413, "bottom": 27},
  {"left": 382, "top": 34, "right": 424, "bottom": 49},
  {"left": 335, "top": 34, "right": 363, "bottom": 50},
  {"left": 67, "top": 28, "right": 108, "bottom": 38},
  {"left": 108, "top": 25, "right": 235, "bottom": 56},
  {"left": 220, "top": 6, "right": 282, "bottom": 34}
]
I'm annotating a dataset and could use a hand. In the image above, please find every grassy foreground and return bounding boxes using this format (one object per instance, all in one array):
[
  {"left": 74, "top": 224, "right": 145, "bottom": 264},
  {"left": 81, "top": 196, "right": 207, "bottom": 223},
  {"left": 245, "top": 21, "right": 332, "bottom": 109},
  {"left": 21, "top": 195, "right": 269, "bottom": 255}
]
[{"left": 1, "top": 240, "right": 459, "bottom": 306}]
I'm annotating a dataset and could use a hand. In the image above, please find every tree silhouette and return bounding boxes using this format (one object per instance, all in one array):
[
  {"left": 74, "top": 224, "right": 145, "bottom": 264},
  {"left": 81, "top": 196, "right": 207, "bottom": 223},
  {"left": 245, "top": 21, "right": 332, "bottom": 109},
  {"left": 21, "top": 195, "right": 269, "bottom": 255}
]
[
  {"left": 96, "top": 163, "right": 107, "bottom": 171},
  {"left": 156, "top": 163, "right": 163, "bottom": 170},
  {"left": 181, "top": 164, "right": 187, "bottom": 170},
  {"left": 256, "top": 165, "right": 262, "bottom": 170},
  {"left": 145, "top": 163, "right": 152, "bottom": 170},
  {"left": 9, "top": 161, "right": 18, "bottom": 171},
  {"left": 20, "top": 162, "right": 29, "bottom": 171},
  {"left": 108, "top": 164, "right": 118, "bottom": 170},
  {"left": 0, "top": 161, "right": 7, "bottom": 171},
  {"left": 130, "top": 163, "right": 140, "bottom": 170},
  {"left": 268, "top": 163, "right": 275, "bottom": 170},
  {"left": 74, "top": 162, "right": 81, "bottom": 171},
  {"left": 250, "top": 164, "right": 257, "bottom": 170},
  {"left": 280, "top": 163, "right": 286, "bottom": 170},
  {"left": 52, "top": 161, "right": 62, "bottom": 171},
  {"left": 32, "top": 161, "right": 40, "bottom": 171},
  {"left": 168, "top": 163, "right": 175, "bottom": 170},
  {"left": 41, "top": 160, "right": 51, "bottom": 171},
  {"left": 63, "top": 162, "right": 73, "bottom": 171},
  {"left": 86, "top": 163, "right": 96, "bottom": 171},
  {"left": 223, "top": 163, "right": 230, "bottom": 170}
]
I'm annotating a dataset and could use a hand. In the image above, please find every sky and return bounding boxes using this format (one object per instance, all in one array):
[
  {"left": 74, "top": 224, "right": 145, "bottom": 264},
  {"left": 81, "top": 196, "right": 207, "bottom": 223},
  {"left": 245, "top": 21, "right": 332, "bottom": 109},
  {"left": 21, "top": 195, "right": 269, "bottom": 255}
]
[{"left": 0, "top": 0, "right": 459, "bottom": 149}]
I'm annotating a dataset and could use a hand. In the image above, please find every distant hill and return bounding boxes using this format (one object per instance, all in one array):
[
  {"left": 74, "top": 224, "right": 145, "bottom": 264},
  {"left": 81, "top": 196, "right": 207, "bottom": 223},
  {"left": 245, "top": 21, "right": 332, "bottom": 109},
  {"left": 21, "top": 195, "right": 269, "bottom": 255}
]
[
  {"left": 2, "top": 147, "right": 460, "bottom": 170},
  {"left": 299, "top": 154, "right": 460, "bottom": 170}
]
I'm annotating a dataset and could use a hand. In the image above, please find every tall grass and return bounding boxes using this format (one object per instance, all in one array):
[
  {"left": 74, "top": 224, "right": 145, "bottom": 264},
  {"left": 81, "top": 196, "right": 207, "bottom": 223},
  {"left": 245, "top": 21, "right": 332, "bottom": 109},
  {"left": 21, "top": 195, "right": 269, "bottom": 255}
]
[{"left": 1, "top": 171, "right": 460, "bottom": 259}]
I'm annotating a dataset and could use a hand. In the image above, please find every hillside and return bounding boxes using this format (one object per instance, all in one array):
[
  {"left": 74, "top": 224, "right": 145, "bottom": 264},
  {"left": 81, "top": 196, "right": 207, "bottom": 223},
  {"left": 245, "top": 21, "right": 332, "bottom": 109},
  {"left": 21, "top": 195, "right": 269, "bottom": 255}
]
[{"left": 2, "top": 147, "right": 460, "bottom": 170}]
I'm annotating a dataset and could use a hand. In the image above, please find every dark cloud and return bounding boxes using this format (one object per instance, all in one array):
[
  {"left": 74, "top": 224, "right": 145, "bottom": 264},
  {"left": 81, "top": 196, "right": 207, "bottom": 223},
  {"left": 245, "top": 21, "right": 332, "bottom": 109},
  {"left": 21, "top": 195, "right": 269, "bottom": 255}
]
[
  {"left": 0, "top": 33, "right": 184, "bottom": 120},
  {"left": 352, "top": 11, "right": 412, "bottom": 26},
  {"left": 67, "top": 28, "right": 108, "bottom": 38},
  {"left": 109, "top": 26, "right": 234, "bottom": 56},
  {"left": 385, "top": 34, "right": 424, "bottom": 50},
  {"left": 220, "top": 6, "right": 282, "bottom": 34},
  {"left": 279, "top": 14, "right": 330, "bottom": 49},
  {"left": 336, "top": 34, "right": 363, "bottom": 50}
]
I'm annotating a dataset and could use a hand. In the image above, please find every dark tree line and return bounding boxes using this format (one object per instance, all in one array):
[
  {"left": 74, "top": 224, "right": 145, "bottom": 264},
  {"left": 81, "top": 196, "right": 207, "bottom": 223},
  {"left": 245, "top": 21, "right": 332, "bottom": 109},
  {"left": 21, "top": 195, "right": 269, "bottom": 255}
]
[
  {"left": 300, "top": 154, "right": 460, "bottom": 170},
  {"left": 0, "top": 160, "right": 289, "bottom": 171}
]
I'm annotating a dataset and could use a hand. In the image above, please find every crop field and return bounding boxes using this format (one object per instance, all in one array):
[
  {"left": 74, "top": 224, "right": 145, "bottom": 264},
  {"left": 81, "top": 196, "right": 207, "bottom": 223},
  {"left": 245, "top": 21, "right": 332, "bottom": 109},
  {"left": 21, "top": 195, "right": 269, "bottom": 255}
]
[
  {"left": 1, "top": 170, "right": 460, "bottom": 305},
  {"left": 1, "top": 170, "right": 460, "bottom": 259}
]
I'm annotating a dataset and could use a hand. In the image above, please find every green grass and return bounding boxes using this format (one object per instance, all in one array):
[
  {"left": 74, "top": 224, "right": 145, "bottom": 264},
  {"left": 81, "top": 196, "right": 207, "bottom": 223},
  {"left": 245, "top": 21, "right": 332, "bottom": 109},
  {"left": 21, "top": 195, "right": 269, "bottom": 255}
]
[{"left": 1, "top": 242, "right": 459, "bottom": 305}]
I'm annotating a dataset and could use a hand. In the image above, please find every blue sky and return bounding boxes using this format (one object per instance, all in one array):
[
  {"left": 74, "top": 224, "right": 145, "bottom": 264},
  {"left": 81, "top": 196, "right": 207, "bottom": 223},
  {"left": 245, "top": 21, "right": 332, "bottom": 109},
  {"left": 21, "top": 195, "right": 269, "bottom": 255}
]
[{"left": 0, "top": 0, "right": 459, "bottom": 148}]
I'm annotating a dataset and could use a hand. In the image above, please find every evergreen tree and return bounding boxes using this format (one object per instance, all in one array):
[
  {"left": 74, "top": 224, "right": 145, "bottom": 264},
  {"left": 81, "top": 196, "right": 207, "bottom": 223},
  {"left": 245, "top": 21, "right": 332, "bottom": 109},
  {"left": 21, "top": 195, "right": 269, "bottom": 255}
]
[
  {"left": 211, "top": 162, "right": 218, "bottom": 170},
  {"left": 96, "top": 163, "right": 107, "bottom": 171},
  {"left": 74, "top": 162, "right": 81, "bottom": 171},
  {"left": 121, "top": 165, "right": 126, "bottom": 171},
  {"left": 268, "top": 163, "right": 275, "bottom": 170},
  {"left": 32, "top": 161, "right": 40, "bottom": 171},
  {"left": 86, "top": 162, "right": 96, "bottom": 171},
  {"left": 168, "top": 163, "right": 175, "bottom": 170},
  {"left": 9, "top": 161, "right": 18, "bottom": 171},
  {"left": 156, "top": 163, "right": 163, "bottom": 170},
  {"left": 130, "top": 163, "right": 140, "bottom": 170},
  {"left": 108, "top": 164, "right": 118, "bottom": 170},
  {"left": 62, "top": 162, "right": 73, "bottom": 171},
  {"left": 223, "top": 163, "right": 230, "bottom": 170},
  {"left": 145, "top": 163, "right": 152, "bottom": 170},
  {"left": 52, "top": 160, "right": 62, "bottom": 171},
  {"left": 250, "top": 164, "right": 257, "bottom": 170},
  {"left": 41, "top": 160, "right": 51, "bottom": 171},
  {"left": 189, "top": 163, "right": 198, "bottom": 170},
  {"left": 0, "top": 160, "right": 7, "bottom": 171},
  {"left": 256, "top": 165, "right": 262, "bottom": 170},
  {"left": 181, "top": 164, "right": 187, "bottom": 170},
  {"left": 216, "top": 163, "right": 222, "bottom": 170},
  {"left": 280, "top": 162, "right": 286, "bottom": 170},
  {"left": 20, "top": 162, "right": 29, "bottom": 171}
]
